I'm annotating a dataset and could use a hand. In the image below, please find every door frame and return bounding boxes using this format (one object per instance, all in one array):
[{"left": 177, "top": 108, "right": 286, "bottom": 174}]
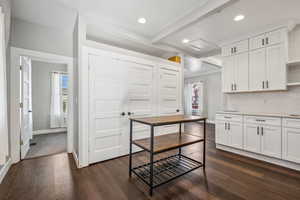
[{"left": 10, "top": 47, "right": 74, "bottom": 163}]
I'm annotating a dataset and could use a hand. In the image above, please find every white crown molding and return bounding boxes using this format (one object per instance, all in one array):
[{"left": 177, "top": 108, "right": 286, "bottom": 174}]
[{"left": 151, "top": 0, "right": 238, "bottom": 43}]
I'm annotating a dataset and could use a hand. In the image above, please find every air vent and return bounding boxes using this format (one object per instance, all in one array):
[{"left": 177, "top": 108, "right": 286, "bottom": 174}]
[{"left": 188, "top": 39, "right": 218, "bottom": 52}]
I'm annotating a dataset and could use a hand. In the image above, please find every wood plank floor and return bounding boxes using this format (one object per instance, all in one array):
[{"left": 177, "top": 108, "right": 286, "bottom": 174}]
[{"left": 1, "top": 123, "right": 300, "bottom": 200}]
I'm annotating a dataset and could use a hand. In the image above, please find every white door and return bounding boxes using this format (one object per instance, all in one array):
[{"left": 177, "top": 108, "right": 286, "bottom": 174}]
[
  {"left": 283, "top": 127, "right": 300, "bottom": 164},
  {"left": 243, "top": 124, "right": 260, "bottom": 153},
  {"left": 124, "top": 60, "right": 155, "bottom": 153},
  {"left": 215, "top": 121, "right": 228, "bottom": 146},
  {"left": 228, "top": 122, "right": 243, "bottom": 149},
  {"left": 20, "top": 56, "right": 33, "bottom": 159},
  {"left": 222, "top": 56, "right": 235, "bottom": 92},
  {"left": 261, "top": 125, "right": 282, "bottom": 159},
  {"left": 249, "top": 48, "right": 266, "bottom": 91},
  {"left": 235, "top": 52, "right": 249, "bottom": 92},
  {"left": 159, "top": 67, "right": 181, "bottom": 134},
  {"left": 266, "top": 44, "right": 286, "bottom": 90},
  {"left": 88, "top": 53, "right": 127, "bottom": 164}
]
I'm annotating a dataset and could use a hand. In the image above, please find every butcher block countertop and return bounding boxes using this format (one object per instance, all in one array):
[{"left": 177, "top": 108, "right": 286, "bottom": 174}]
[{"left": 130, "top": 115, "right": 207, "bottom": 126}]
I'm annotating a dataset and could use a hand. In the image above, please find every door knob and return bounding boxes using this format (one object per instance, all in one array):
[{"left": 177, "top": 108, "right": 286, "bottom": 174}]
[
  {"left": 28, "top": 110, "right": 32, "bottom": 113},
  {"left": 176, "top": 109, "right": 180, "bottom": 112},
  {"left": 128, "top": 112, "right": 134, "bottom": 116},
  {"left": 121, "top": 112, "right": 125, "bottom": 116}
]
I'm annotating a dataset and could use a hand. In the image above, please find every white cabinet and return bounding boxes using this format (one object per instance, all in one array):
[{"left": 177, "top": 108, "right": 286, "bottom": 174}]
[
  {"left": 222, "top": 51, "right": 249, "bottom": 92},
  {"left": 222, "top": 27, "right": 288, "bottom": 93},
  {"left": 216, "top": 121, "right": 228, "bottom": 145},
  {"left": 283, "top": 118, "right": 300, "bottom": 164},
  {"left": 244, "top": 124, "right": 261, "bottom": 153},
  {"left": 260, "top": 125, "right": 282, "bottom": 159},
  {"left": 216, "top": 114, "right": 243, "bottom": 148},
  {"left": 243, "top": 116, "right": 282, "bottom": 159},
  {"left": 249, "top": 48, "right": 266, "bottom": 91}
]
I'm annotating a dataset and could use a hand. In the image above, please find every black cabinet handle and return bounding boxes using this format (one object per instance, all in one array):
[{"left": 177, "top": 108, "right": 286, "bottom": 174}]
[
  {"left": 266, "top": 37, "right": 269, "bottom": 45},
  {"left": 262, "top": 38, "right": 265, "bottom": 46},
  {"left": 262, "top": 81, "right": 265, "bottom": 89},
  {"left": 261, "top": 127, "right": 264, "bottom": 136},
  {"left": 228, "top": 123, "right": 230, "bottom": 130},
  {"left": 257, "top": 127, "right": 259, "bottom": 135},
  {"left": 225, "top": 122, "right": 227, "bottom": 130},
  {"left": 266, "top": 80, "right": 269, "bottom": 89}
]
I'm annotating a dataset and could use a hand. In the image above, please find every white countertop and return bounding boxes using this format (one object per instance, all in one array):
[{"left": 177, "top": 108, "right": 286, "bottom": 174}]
[{"left": 216, "top": 111, "right": 300, "bottom": 119}]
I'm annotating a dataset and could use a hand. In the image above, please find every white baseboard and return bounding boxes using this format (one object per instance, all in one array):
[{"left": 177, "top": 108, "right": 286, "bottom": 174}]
[
  {"left": 72, "top": 151, "right": 80, "bottom": 168},
  {"left": 0, "top": 158, "right": 12, "bottom": 184},
  {"left": 216, "top": 144, "right": 300, "bottom": 171},
  {"left": 33, "top": 128, "right": 67, "bottom": 135}
]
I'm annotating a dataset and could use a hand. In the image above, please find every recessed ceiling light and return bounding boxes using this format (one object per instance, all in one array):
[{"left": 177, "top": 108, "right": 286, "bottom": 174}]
[
  {"left": 182, "top": 39, "right": 190, "bottom": 44},
  {"left": 138, "top": 18, "right": 146, "bottom": 24},
  {"left": 234, "top": 15, "right": 245, "bottom": 21}
]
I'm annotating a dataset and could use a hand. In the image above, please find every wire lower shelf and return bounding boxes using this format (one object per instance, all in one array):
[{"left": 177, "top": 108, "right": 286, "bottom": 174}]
[{"left": 132, "top": 154, "right": 203, "bottom": 188}]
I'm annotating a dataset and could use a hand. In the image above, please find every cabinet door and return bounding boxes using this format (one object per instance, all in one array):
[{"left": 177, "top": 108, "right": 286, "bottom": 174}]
[
  {"left": 266, "top": 44, "right": 286, "bottom": 90},
  {"left": 243, "top": 124, "right": 260, "bottom": 153},
  {"left": 250, "top": 34, "right": 266, "bottom": 50},
  {"left": 261, "top": 125, "right": 282, "bottom": 159},
  {"left": 222, "top": 56, "right": 235, "bottom": 92},
  {"left": 216, "top": 121, "right": 228, "bottom": 145},
  {"left": 235, "top": 52, "right": 249, "bottom": 92},
  {"left": 249, "top": 48, "right": 266, "bottom": 91},
  {"left": 228, "top": 122, "right": 243, "bottom": 149},
  {"left": 265, "top": 29, "right": 284, "bottom": 46},
  {"left": 235, "top": 39, "right": 249, "bottom": 54},
  {"left": 282, "top": 127, "right": 300, "bottom": 164},
  {"left": 222, "top": 46, "right": 233, "bottom": 57}
]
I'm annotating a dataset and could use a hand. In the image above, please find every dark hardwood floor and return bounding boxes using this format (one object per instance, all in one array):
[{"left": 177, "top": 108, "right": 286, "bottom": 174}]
[{"left": 1, "top": 123, "right": 300, "bottom": 200}]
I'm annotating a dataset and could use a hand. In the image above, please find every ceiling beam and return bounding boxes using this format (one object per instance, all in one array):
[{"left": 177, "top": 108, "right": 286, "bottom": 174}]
[{"left": 151, "top": 0, "right": 239, "bottom": 43}]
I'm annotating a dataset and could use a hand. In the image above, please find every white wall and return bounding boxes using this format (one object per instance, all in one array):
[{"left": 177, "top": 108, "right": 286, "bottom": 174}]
[
  {"left": 31, "top": 61, "right": 67, "bottom": 131},
  {"left": 11, "top": 18, "right": 73, "bottom": 57},
  {"left": 185, "top": 72, "right": 223, "bottom": 122}
]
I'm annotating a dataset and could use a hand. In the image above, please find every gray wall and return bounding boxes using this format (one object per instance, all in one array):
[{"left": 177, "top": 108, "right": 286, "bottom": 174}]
[
  {"left": 11, "top": 18, "right": 73, "bottom": 57},
  {"left": 185, "top": 72, "right": 223, "bottom": 122},
  {"left": 32, "top": 60, "right": 67, "bottom": 131}
]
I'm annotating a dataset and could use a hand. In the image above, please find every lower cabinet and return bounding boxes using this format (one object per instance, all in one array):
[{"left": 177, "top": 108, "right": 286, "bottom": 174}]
[
  {"left": 244, "top": 123, "right": 281, "bottom": 159},
  {"left": 216, "top": 120, "right": 243, "bottom": 149},
  {"left": 283, "top": 127, "right": 300, "bottom": 164}
]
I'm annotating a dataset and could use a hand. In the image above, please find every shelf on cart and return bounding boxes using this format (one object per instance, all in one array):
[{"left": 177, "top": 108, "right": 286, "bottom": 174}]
[
  {"left": 132, "top": 154, "right": 203, "bottom": 187},
  {"left": 133, "top": 133, "right": 204, "bottom": 154}
]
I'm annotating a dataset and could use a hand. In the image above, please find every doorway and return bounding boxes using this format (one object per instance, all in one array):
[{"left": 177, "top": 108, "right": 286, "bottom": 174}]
[
  {"left": 185, "top": 82, "right": 204, "bottom": 115},
  {"left": 20, "top": 57, "right": 70, "bottom": 159},
  {"left": 10, "top": 47, "right": 74, "bottom": 163}
]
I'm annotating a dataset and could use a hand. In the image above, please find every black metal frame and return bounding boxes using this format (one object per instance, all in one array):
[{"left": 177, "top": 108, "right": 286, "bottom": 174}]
[{"left": 129, "top": 118, "right": 206, "bottom": 196}]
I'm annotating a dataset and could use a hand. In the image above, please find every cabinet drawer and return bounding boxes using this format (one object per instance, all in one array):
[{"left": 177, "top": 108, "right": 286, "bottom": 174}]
[
  {"left": 216, "top": 114, "right": 243, "bottom": 122},
  {"left": 283, "top": 118, "right": 300, "bottom": 128},
  {"left": 244, "top": 116, "right": 281, "bottom": 126}
]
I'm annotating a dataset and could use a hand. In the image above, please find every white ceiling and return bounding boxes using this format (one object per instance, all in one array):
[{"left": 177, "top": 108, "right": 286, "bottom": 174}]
[{"left": 11, "top": 0, "right": 300, "bottom": 58}]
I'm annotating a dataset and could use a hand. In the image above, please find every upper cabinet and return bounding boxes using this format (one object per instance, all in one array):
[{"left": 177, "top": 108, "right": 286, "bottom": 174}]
[
  {"left": 222, "top": 39, "right": 249, "bottom": 93},
  {"left": 222, "top": 27, "right": 288, "bottom": 93}
]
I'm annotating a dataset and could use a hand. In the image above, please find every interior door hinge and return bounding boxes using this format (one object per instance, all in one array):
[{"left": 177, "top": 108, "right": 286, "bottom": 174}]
[{"left": 20, "top": 102, "right": 23, "bottom": 108}]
